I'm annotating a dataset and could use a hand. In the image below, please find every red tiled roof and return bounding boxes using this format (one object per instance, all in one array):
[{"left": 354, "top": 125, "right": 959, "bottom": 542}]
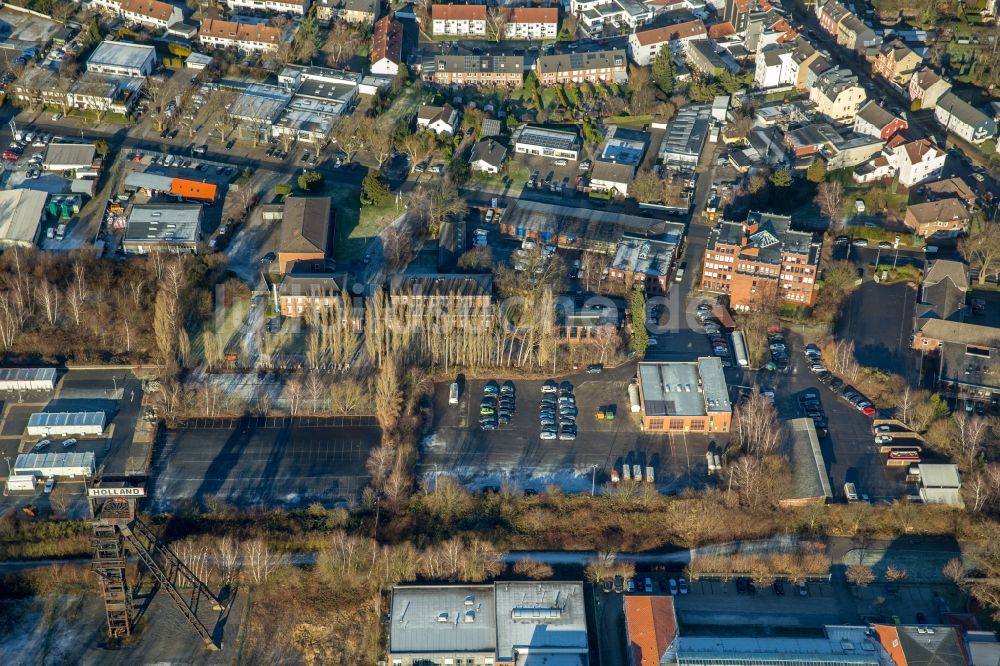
[
  {"left": 371, "top": 15, "right": 403, "bottom": 66},
  {"left": 432, "top": 4, "right": 487, "bottom": 21},
  {"left": 707, "top": 21, "right": 736, "bottom": 39},
  {"left": 634, "top": 19, "right": 707, "bottom": 46},
  {"left": 509, "top": 7, "right": 557, "bottom": 23},
  {"left": 200, "top": 19, "right": 281, "bottom": 46},
  {"left": 625, "top": 596, "right": 678, "bottom": 666},
  {"left": 121, "top": 0, "right": 176, "bottom": 22}
]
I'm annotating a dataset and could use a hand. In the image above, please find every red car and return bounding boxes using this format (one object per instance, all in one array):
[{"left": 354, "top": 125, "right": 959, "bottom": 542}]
[
  {"left": 2, "top": 150, "right": 19, "bottom": 161},
  {"left": 862, "top": 406, "right": 876, "bottom": 417}
]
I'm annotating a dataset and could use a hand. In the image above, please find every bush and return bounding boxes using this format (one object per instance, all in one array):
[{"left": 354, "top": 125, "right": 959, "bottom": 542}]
[
  {"left": 297, "top": 170, "right": 323, "bottom": 192},
  {"left": 275, "top": 183, "right": 292, "bottom": 198}
]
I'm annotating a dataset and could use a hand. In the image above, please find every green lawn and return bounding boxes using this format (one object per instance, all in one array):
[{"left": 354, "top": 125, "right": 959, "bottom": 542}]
[{"left": 326, "top": 183, "right": 402, "bottom": 263}]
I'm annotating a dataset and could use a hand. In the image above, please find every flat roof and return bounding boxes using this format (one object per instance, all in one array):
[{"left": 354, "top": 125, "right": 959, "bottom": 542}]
[
  {"left": 87, "top": 40, "right": 155, "bottom": 70},
  {"left": 125, "top": 172, "right": 175, "bottom": 192},
  {"left": 503, "top": 200, "right": 684, "bottom": 241},
  {"left": 295, "top": 78, "right": 357, "bottom": 104},
  {"left": 918, "top": 463, "right": 961, "bottom": 488},
  {"left": 638, "top": 358, "right": 730, "bottom": 417},
  {"left": 674, "top": 636, "right": 883, "bottom": 664},
  {"left": 28, "top": 411, "right": 106, "bottom": 427},
  {"left": 125, "top": 204, "right": 202, "bottom": 244},
  {"left": 516, "top": 125, "right": 580, "bottom": 151},
  {"left": 14, "top": 451, "right": 96, "bottom": 471},
  {"left": 494, "top": 581, "right": 588, "bottom": 661},
  {"left": 0, "top": 367, "right": 56, "bottom": 383},
  {"left": 697, "top": 357, "right": 731, "bottom": 413},
  {"left": 611, "top": 235, "right": 678, "bottom": 277},
  {"left": 659, "top": 103, "right": 713, "bottom": 163},
  {"left": 230, "top": 84, "right": 291, "bottom": 122},
  {"left": 390, "top": 585, "right": 497, "bottom": 654},
  {"left": 785, "top": 418, "right": 833, "bottom": 501}
]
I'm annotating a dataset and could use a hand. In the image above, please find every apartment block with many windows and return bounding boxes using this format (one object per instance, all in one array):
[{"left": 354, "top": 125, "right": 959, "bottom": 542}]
[{"left": 701, "top": 212, "right": 821, "bottom": 309}]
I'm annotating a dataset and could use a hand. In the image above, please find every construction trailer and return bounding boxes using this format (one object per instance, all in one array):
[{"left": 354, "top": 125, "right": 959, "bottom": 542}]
[{"left": 26, "top": 411, "right": 106, "bottom": 437}]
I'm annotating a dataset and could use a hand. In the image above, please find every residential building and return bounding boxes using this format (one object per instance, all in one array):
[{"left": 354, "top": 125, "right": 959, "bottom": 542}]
[
  {"left": 810, "top": 68, "right": 866, "bottom": 123},
  {"left": 903, "top": 199, "right": 971, "bottom": 238},
  {"left": 505, "top": 8, "right": 558, "bottom": 40},
  {"left": 893, "top": 138, "right": 946, "bottom": 188},
  {"left": 628, "top": 19, "right": 707, "bottom": 66},
  {"left": 416, "top": 104, "right": 459, "bottom": 136},
  {"left": 225, "top": 0, "right": 309, "bottom": 16},
  {"left": 913, "top": 318, "right": 1000, "bottom": 406},
  {"left": 590, "top": 161, "right": 635, "bottom": 197},
  {"left": 430, "top": 54, "right": 524, "bottom": 87},
  {"left": 513, "top": 125, "right": 581, "bottom": 161},
  {"left": 276, "top": 197, "right": 334, "bottom": 273},
  {"left": 431, "top": 4, "right": 486, "bottom": 36},
  {"left": 816, "top": 0, "right": 850, "bottom": 38},
  {"left": 86, "top": 40, "right": 157, "bottom": 77},
  {"left": 824, "top": 132, "right": 884, "bottom": 171},
  {"left": 0, "top": 190, "right": 48, "bottom": 248},
  {"left": 388, "top": 582, "right": 589, "bottom": 666},
  {"left": 701, "top": 212, "right": 821, "bottom": 308},
  {"left": 636, "top": 358, "right": 732, "bottom": 433},
  {"left": 370, "top": 15, "right": 403, "bottom": 77},
  {"left": 916, "top": 259, "right": 968, "bottom": 327},
  {"left": 120, "top": 0, "right": 184, "bottom": 29},
  {"left": 723, "top": 0, "right": 773, "bottom": 34},
  {"left": 686, "top": 39, "right": 736, "bottom": 76},
  {"left": 469, "top": 139, "right": 507, "bottom": 174},
  {"left": 314, "top": 0, "right": 379, "bottom": 25},
  {"left": 624, "top": 596, "right": 678, "bottom": 666},
  {"left": 873, "top": 623, "right": 969, "bottom": 662},
  {"left": 754, "top": 41, "right": 796, "bottom": 89},
  {"left": 805, "top": 55, "right": 834, "bottom": 89},
  {"left": 14, "top": 66, "right": 146, "bottom": 117},
  {"left": 873, "top": 40, "right": 922, "bottom": 87},
  {"left": 935, "top": 92, "right": 997, "bottom": 144},
  {"left": 198, "top": 19, "right": 285, "bottom": 54},
  {"left": 658, "top": 103, "right": 712, "bottom": 168},
  {"left": 836, "top": 14, "right": 877, "bottom": 52},
  {"left": 908, "top": 68, "right": 952, "bottom": 110},
  {"left": 123, "top": 204, "right": 203, "bottom": 254},
  {"left": 608, "top": 232, "right": 683, "bottom": 293},
  {"left": 853, "top": 101, "right": 907, "bottom": 141},
  {"left": 571, "top": 0, "right": 652, "bottom": 32},
  {"left": 922, "top": 177, "right": 977, "bottom": 208},
  {"left": 536, "top": 49, "right": 628, "bottom": 85},
  {"left": 276, "top": 273, "right": 352, "bottom": 319},
  {"left": 388, "top": 274, "right": 494, "bottom": 321}
]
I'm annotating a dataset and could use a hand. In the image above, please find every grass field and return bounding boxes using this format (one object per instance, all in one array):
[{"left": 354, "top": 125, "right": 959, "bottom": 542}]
[{"left": 327, "top": 183, "right": 401, "bottom": 263}]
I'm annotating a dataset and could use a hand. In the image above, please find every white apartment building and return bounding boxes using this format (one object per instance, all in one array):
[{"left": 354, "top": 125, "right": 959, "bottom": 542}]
[
  {"left": 119, "top": 0, "right": 184, "bottom": 29},
  {"left": 225, "top": 0, "right": 310, "bottom": 16},
  {"left": 627, "top": 19, "right": 706, "bottom": 66},
  {"left": 431, "top": 4, "right": 487, "bottom": 36},
  {"left": 505, "top": 8, "right": 558, "bottom": 40},
  {"left": 894, "top": 138, "right": 946, "bottom": 188}
]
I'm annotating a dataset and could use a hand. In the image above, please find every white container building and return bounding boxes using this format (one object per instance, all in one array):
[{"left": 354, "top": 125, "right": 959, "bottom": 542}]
[
  {"left": 0, "top": 368, "right": 57, "bottom": 391},
  {"left": 26, "top": 411, "right": 106, "bottom": 437},
  {"left": 14, "top": 452, "right": 96, "bottom": 479}
]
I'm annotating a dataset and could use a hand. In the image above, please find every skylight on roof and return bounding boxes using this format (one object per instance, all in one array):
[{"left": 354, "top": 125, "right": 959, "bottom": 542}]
[{"left": 750, "top": 229, "right": 780, "bottom": 248}]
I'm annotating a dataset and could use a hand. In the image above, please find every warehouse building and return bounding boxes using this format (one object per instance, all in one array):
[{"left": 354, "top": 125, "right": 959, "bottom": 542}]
[
  {"left": 0, "top": 189, "right": 48, "bottom": 248},
  {"left": 636, "top": 358, "right": 732, "bottom": 433},
  {"left": 27, "top": 411, "right": 107, "bottom": 437},
  {"left": 123, "top": 204, "right": 203, "bottom": 254},
  {"left": 0, "top": 368, "right": 57, "bottom": 391},
  {"left": 781, "top": 418, "right": 833, "bottom": 507},
  {"left": 14, "top": 452, "right": 96, "bottom": 479},
  {"left": 43, "top": 143, "right": 98, "bottom": 172},
  {"left": 658, "top": 104, "right": 713, "bottom": 168},
  {"left": 86, "top": 40, "right": 157, "bottom": 77},
  {"left": 389, "top": 581, "right": 589, "bottom": 666}
]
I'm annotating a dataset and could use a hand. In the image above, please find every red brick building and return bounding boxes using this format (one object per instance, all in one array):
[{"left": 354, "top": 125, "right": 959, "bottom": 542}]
[{"left": 701, "top": 212, "right": 821, "bottom": 309}]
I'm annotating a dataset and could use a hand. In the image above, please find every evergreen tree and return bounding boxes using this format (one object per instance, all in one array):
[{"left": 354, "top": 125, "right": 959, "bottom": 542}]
[
  {"left": 769, "top": 167, "right": 793, "bottom": 188},
  {"left": 628, "top": 287, "right": 649, "bottom": 356},
  {"left": 652, "top": 49, "right": 675, "bottom": 95},
  {"left": 806, "top": 159, "right": 827, "bottom": 184}
]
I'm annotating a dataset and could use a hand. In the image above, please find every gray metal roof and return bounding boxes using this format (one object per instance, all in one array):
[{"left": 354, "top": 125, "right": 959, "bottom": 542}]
[
  {"left": 658, "top": 104, "right": 713, "bottom": 164},
  {"left": 697, "top": 357, "right": 731, "bottom": 414},
  {"left": 125, "top": 204, "right": 202, "bottom": 244},
  {"left": 785, "top": 418, "right": 833, "bottom": 501},
  {"left": 87, "top": 40, "right": 155, "bottom": 71},
  {"left": 918, "top": 463, "right": 960, "bottom": 488},
  {"left": 494, "top": 581, "right": 588, "bottom": 661},
  {"left": 43, "top": 143, "right": 96, "bottom": 168},
  {"left": 639, "top": 362, "right": 706, "bottom": 417},
  {"left": 503, "top": 200, "right": 683, "bottom": 241},
  {"left": 673, "top": 635, "right": 883, "bottom": 664},
  {"left": 390, "top": 585, "right": 497, "bottom": 654},
  {"left": 515, "top": 125, "right": 580, "bottom": 151},
  {"left": 28, "top": 411, "right": 105, "bottom": 428},
  {"left": 0, "top": 367, "right": 56, "bottom": 384},
  {"left": 14, "top": 451, "right": 96, "bottom": 472},
  {"left": 0, "top": 189, "right": 47, "bottom": 245},
  {"left": 124, "top": 172, "right": 175, "bottom": 192},
  {"left": 611, "top": 234, "right": 678, "bottom": 277}
]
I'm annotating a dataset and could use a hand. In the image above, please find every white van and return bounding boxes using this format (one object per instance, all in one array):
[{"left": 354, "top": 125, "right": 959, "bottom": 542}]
[
  {"left": 924, "top": 245, "right": 938, "bottom": 253},
  {"left": 43, "top": 477, "right": 55, "bottom": 493},
  {"left": 449, "top": 382, "right": 459, "bottom": 405}
]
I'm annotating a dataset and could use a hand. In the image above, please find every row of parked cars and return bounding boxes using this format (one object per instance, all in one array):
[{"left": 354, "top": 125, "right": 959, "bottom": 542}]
[
  {"left": 32, "top": 437, "right": 78, "bottom": 452},
  {"left": 480, "top": 380, "right": 516, "bottom": 430},
  {"left": 804, "top": 344, "right": 876, "bottom": 416},
  {"left": 540, "top": 380, "right": 576, "bottom": 441},
  {"left": 798, "top": 389, "right": 829, "bottom": 438},
  {"left": 696, "top": 302, "right": 728, "bottom": 362}
]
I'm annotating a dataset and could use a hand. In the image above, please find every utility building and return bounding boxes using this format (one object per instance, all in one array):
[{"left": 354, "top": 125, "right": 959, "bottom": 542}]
[
  {"left": 27, "top": 411, "right": 106, "bottom": 437},
  {"left": 14, "top": 452, "right": 96, "bottom": 478}
]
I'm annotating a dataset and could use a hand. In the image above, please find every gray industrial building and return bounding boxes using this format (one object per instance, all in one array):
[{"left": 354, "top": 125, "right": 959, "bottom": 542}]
[
  {"left": 0, "top": 367, "right": 57, "bottom": 391},
  {"left": 86, "top": 40, "right": 157, "bottom": 77},
  {"left": 14, "top": 452, "right": 96, "bottom": 479},
  {"left": 389, "top": 581, "right": 589, "bottom": 666},
  {"left": 782, "top": 418, "right": 833, "bottom": 507},
  {"left": 27, "top": 411, "right": 106, "bottom": 437},
  {"left": 659, "top": 104, "right": 714, "bottom": 168},
  {"left": 123, "top": 204, "right": 203, "bottom": 255}
]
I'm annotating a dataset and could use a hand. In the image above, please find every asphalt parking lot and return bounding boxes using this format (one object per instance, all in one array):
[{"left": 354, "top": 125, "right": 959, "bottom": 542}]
[
  {"left": 420, "top": 365, "right": 717, "bottom": 493},
  {"left": 148, "top": 415, "right": 377, "bottom": 510},
  {"left": 837, "top": 281, "right": 916, "bottom": 377}
]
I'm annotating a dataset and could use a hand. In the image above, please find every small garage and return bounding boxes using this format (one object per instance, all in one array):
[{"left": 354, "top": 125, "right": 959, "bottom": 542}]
[
  {"left": 26, "top": 411, "right": 106, "bottom": 437},
  {"left": 14, "top": 452, "right": 96, "bottom": 479}
]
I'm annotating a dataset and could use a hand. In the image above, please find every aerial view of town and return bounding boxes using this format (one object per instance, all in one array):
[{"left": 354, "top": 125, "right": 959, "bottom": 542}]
[{"left": 0, "top": 0, "right": 999, "bottom": 662}]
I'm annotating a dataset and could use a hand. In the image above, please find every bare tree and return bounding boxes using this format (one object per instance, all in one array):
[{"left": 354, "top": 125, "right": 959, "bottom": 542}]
[
  {"left": 731, "top": 387, "right": 782, "bottom": 457},
  {"left": 952, "top": 412, "right": 990, "bottom": 471},
  {"left": 36, "top": 280, "right": 60, "bottom": 326},
  {"left": 943, "top": 558, "right": 967, "bottom": 585},
  {"left": 846, "top": 563, "right": 874, "bottom": 587},
  {"left": 960, "top": 217, "right": 1000, "bottom": 285},
  {"left": 374, "top": 359, "right": 403, "bottom": 436},
  {"left": 486, "top": 6, "right": 509, "bottom": 42},
  {"left": 214, "top": 536, "right": 241, "bottom": 589},
  {"left": 815, "top": 181, "right": 845, "bottom": 231},
  {"left": 884, "top": 565, "right": 908, "bottom": 582},
  {"left": 243, "top": 539, "right": 283, "bottom": 586},
  {"left": 964, "top": 465, "right": 1000, "bottom": 514}
]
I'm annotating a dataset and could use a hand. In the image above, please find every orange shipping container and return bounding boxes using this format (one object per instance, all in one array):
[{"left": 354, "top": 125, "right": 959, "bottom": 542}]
[{"left": 170, "top": 178, "right": 217, "bottom": 202}]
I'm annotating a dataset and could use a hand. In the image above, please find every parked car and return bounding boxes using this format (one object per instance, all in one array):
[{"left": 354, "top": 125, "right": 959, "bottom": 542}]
[
  {"left": 62, "top": 438, "right": 77, "bottom": 448},
  {"left": 586, "top": 364, "right": 603, "bottom": 374},
  {"left": 44, "top": 477, "right": 54, "bottom": 493},
  {"left": 678, "top": 577, "right": 688, "bottom": 595},
  {"left": 34, "top": 439, "right": 51, "bottom": 452},
  {"left": 669, "top": 578, "right": 678, "bottom": 595}
]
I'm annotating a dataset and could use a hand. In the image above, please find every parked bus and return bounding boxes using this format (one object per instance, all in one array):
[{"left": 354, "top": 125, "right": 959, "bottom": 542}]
[{"left": 731, "top": 330, "right": 750, "bottom": 367}]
